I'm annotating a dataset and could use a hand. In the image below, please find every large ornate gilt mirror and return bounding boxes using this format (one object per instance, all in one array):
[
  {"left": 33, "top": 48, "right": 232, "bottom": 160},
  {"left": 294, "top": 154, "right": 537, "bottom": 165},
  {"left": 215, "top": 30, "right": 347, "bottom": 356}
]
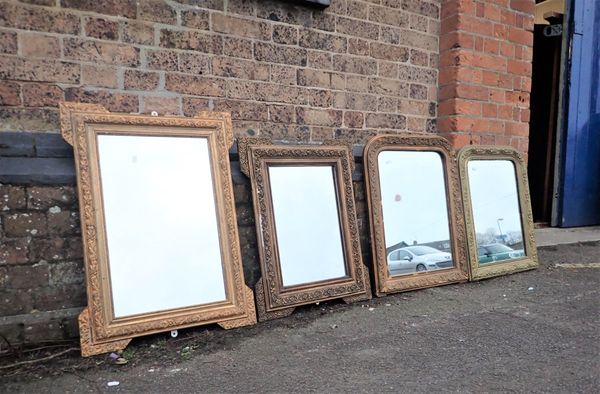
[
  {"left": 60, "top": 103, "right": 256, "bottom": 356},
  {"left": 238, "top": 138, "right": 371, "bottom": 321},
  {"left": 458, "top": 146, "right": 538, "bottom": 280},
  {"left": 364, "top": 134, "right": 469, "bottom": 296}
]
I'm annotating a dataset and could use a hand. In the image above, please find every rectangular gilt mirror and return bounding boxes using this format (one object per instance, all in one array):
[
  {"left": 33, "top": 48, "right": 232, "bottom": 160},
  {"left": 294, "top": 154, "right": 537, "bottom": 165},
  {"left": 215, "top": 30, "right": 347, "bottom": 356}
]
[
  {"left": 60, "top": 103, "right": 256, "bottom": 356},
  {"left": 364, "top": 134, "right": 469, "bottom": 296},
  {"left": 458, "top": 146, "right": 538, "bottom": 280},
  {"left": 238, "top": 138, "right": 371, "bottom": 321}
]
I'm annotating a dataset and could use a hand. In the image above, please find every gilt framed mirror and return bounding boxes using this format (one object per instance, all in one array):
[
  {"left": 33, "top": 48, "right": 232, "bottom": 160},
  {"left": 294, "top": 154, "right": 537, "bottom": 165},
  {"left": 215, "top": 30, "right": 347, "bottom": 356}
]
[
  {"left": 60, "top": 103, "right": 256, "bottom": 356},
  {"left": 238, "top": 138, "right": 371, "bottom": 321},
  {"left": 458, "top": 146, "right": 538, "bottom": 280},
  {"left": 364, "top": 134, "right": 469, "bottom": 296}
]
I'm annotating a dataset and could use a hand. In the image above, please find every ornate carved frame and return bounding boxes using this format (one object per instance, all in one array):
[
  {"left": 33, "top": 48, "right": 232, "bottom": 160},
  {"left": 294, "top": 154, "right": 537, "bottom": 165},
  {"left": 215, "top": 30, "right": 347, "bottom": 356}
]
[
  {"left": 363, "top": 134, "right": 469, "bottom": 296},
  {"left": 60, "top": 103, "right": 256, "bottom": 356},
  {"left": 238, "top": 138, "right": 371, "bottom": 321},
  {"left": 458, "top": 146, "right": 539, "bottom": 280}
]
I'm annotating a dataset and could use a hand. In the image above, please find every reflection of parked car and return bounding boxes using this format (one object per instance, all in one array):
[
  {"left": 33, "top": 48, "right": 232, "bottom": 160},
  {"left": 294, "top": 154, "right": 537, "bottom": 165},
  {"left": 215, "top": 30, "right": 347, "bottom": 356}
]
[
  {"left": 387, "top": 246, "right": 453, "bottom": 275},
  {"left": 477, "top": 243, "right": 524, "bottom": 264}
]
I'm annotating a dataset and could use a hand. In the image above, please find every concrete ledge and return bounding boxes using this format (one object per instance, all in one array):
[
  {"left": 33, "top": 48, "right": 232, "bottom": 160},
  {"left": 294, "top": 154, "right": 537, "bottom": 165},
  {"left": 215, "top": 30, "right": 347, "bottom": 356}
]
[{"left": 535, "top": 226, "right": 600, "bottom": 247}]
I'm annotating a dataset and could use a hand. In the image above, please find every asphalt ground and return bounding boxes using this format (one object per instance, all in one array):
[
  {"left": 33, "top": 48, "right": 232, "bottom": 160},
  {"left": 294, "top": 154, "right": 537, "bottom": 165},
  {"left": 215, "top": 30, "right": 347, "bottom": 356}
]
[{"left": 1, "top": 241, "right": 599, "bottom": 393}]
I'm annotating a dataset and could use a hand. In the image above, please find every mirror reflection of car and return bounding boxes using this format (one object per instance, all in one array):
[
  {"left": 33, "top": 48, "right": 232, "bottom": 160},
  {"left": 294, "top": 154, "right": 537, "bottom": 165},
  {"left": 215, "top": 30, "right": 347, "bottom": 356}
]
[
  {"left": 387, "top": 245, "right": 453, "bottom": 275},
  {"left": 477, "top": 243, "right": 524, "bottom": 264}
]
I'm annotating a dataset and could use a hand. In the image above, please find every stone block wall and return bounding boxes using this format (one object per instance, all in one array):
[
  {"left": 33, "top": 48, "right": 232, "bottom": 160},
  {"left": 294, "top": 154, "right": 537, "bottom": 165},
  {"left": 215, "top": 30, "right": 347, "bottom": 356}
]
[{"left": 0, "top": 0, "right": 441, "bottom": 142}]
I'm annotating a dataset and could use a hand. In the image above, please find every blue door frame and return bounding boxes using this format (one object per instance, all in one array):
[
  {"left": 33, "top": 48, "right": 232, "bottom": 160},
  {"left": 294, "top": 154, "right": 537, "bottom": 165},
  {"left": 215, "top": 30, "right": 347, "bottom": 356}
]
[{"left": 555, "top": 0, "right": 600, "bottom": 227}]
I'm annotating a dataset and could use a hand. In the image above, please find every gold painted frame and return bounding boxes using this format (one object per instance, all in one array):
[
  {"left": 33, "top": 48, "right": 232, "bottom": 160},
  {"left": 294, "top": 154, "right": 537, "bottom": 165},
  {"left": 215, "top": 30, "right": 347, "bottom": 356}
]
[
  {"left": 364, "top": 134, "right": 469, "bottom": 296},
  {"left": 60, "top": 103, "right": 256, "bottom": 356},
  {"left": 458, "top": 146, "right": 538, "bottom": 280},
  {"left": 238, "top": 138, "right": 371, "bottom": 321}
]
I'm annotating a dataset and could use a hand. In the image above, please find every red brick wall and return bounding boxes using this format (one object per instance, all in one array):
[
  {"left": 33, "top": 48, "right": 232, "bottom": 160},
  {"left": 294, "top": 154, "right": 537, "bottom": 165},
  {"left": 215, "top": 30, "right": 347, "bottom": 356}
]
[
  {"left": 437, "top": 0, "right": 534, "bottom": 157},
  {"left": 0, "top": 0, "right": 441, "bottom": 143}
]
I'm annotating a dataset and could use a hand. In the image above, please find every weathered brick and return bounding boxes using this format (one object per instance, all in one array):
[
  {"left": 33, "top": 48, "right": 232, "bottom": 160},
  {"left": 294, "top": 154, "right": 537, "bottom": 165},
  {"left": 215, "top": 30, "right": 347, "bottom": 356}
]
[
  {"left": 63, "top": 38, "right": 139, "bottom": 67},
  {"left": 333, "top": 92, "right": 378, "bottom": 111},
  {"left": 182, "top": 9, "right": 210, "bottom": 30},
  {"left": 410, "top": 13, "right": 429, "bottom": 32},
  {"left": 399, "top": 29, "right": 438, "bottom": 52},
  {"left": 1, "top": 58, "right": 80, "bottom": 84},
  {"left": 273, "top": 24, "right": 299, "bottom": 45},
  {"left": 60, "top": 0, "right": 137, "bottom": 18},
  {"left": 336, "top": 17, "right": 379, "bottom": 40},
  {"left": 64, "top": 88, "right": 138, "bottom": 113},
  {"left": 141, "top": 96, "right": 181, "bottom": 116},
  {"left": 146, "top": 49, "right": 179, "bottom": 71},
  {"left": 378, "top": 96, "right": 398, "bottom": 113},
  {"left": 0, "top": 238, "right": 29, "bottom": 265},
  {"left": 368, "top": 4, "right": 410, "bottom": 28},
  {"left": 407, "top": 116, "right": 426, "bottom": 132},
  {"left": 179, "top": 53, "right": 211, "bottom": 75},
  {"left": 365, "top": 113, "right": 407, "bottom": 129},
  {"left": 0, "top": 108, "right": 59, "bottom": 132},
  {"left": 298, "top": 69, "right": 344, "bottom": 89},
  {"left": 311, "top": 12, "right": 336, "bottom": 32},
  {"left": 122, "top": 21, "right": 155, "bottom": 46},
  {"left": 410, "top": 49, "right": 429, "bottom": 66},
  {"left": 270, "top": 65, "right": 297, "bottom": 85},
  {"left": 226, "top": 0, "right": 255, "bottom": 16},
  {"left": 47, "top": 210, "right": 79, "bottom": 236},
  {"left": 0, "top": 3, "right": 80, "bottom": 34},
  {"left": 344, "top": 111, "right": 364, "bottom": 128},
  {"left": 0, "top": 31, "right": 17, "bottom": 54},
  {"left": 19, "top": 33, "right": 61, "bottom": 58},
  {"left": 410, "top": 83, "right": 429, "bottom": 99},
  {"left": 223, "top": 37, "right": 253, "bottom": 59},
  {"left": 81, "top": 65, "right": 119, "bottom": 89},
  {"left": 3, "top": 212, "right": 47, "bottom": 237},
  {"left": 346, "top": 75, "right": 369, "bottom": 93},
  {"left": 268, "top": 104, "right": 295, "bottom": 123},
  {"left": 176, "top": 0, "right": 224, "bottom": 10},
  {"left": 22, "top": 83, "right": 64, "bottom": 107},
  {"left": 256, "top": 84, "right": 309, "bottom": 105},
  {"left": 160, "top": 30, "right": 223, "bottom": 53},
  {"left": 214, "top": 100, "right": 269, "bottom": 121},
  {"left": 299, "top": 29, "right": 347, "bottom": 53},
  {"left": 227, "top": 80, "right": 259, "bottom": 100},
  {"left": 348, "top": 38, "right": 369, "bottom": 56},
  {"left": 165, "top": 74, "right": 226, "bottom": 97},
  {"left": 85, "top": 17, "right": 119, "bottom": 40},
  {"left": 334, "top": 128, "right": 376, "bottom": 145},
  {"left": 307, "top": 50, "right": 333, "bottom": 70},
  {"left": 398, "top": 65, "right": 437, "bottom": 84},
  {"left": 33, "top": 284, "right": 86, "bottom": 311},
  {"left": 370, "top": 42, "right": 409, "bottom": 62},
  {"left": 29, "top": 237, "right": 82, "bottom": 262},
  {"left": 49, "top": 261, "right": 84, "bottom": 286},
  {"left": 260, "top": 123, "right": 310, "bottom": 142},
  {"left": 124, "top": 70, "right": 160, "bottom": 91},
  {"left": 296, "top": 108, "right": 342, "bottom": 127},
  {"left": 212, "top": 58, "right": 270, "bottom": 81},
  {"left": 379, "top": 61, "right": 398, "bottom": 79},
  {"left": 398, "top": 0, "right": 440, "bottom": 19},
  {"left": 0, "top": 81, "right": 21, "bottom": 106},
  {"left": 381, "top": 26, "right": 401, "bottom": 45},
  {"left": 333, "top": 55, "right": 377, "bottom": 75},
  {"left": 139, "top": 0, "right": 177, "bottom": 24},
  {"left": 257, "top": 1, "right": 312, "bottom": 26},
  {"left": 7, "top": 263, "right": 49, "bottom": 289},
  {"left": 309, "top": 89, "right": 333, "bottom": 107},
  {"left": 255, "top": 42, "right": 307, "bottom": 66},
  {"left": 369, "top": 78, "right": 409, "bottom": 97},
  {"left": 399, "top": 99, "right": 431, "bottom": 116},
  {"left": 212, "top": 14, "right": 271, "bottom": 40},
  {"left": 1, "top": 186, "right": 27, "bottom": 210},
  {"left": 1, "top": 290, "right": 34, "bottom": 316}
]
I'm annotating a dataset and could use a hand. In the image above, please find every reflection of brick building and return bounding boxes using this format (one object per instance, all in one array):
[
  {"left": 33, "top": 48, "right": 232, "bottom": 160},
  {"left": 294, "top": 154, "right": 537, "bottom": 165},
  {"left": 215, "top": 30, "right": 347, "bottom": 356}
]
[{"left": 1, "top": 0, "right": 597, "bottom": 345}]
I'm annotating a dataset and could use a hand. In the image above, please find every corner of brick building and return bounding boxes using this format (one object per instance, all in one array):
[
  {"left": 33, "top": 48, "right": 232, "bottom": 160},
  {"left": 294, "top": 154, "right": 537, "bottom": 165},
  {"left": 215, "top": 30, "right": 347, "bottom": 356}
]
[{"left": 437, "top": 0, "right": 534, "bottom": 160}]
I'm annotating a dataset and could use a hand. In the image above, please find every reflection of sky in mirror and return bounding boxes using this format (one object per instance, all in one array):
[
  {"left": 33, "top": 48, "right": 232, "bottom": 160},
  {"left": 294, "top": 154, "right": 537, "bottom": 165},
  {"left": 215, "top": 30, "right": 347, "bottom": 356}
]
[
  {"left": 467, "top": 160, "right": 523, "bottom": 243},
  {"left": 378, "top": 151, "right": 450, "bottom": 246},
  {"left": 268, "top": 165, "right": 346, "bottom": 287},
  {"left": 97, "top": 135, "right": 226, "bottom": 318}
]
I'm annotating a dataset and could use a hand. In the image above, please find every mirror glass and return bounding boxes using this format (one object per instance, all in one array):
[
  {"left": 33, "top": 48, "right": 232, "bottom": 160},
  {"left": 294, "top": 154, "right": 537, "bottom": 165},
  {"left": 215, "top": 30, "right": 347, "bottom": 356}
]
[
  {"left": 268, "top": 165, "right": 347, "bottom": 287},
  {"left": 467, "top": 160, "right": 525, "bottom": 265},
  {"left": 378, "top": 151, "right": 453, "bottom": 276},
  {"left": 97, "top": 135, "right": 227, "bottom": 318}
]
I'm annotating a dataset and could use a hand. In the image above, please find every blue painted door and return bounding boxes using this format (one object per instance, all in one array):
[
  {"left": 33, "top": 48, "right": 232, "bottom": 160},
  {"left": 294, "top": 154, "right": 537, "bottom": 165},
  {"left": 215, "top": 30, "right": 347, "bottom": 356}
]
[{"left": 557, "top": 0, "right": 600, "bottom": 227}]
